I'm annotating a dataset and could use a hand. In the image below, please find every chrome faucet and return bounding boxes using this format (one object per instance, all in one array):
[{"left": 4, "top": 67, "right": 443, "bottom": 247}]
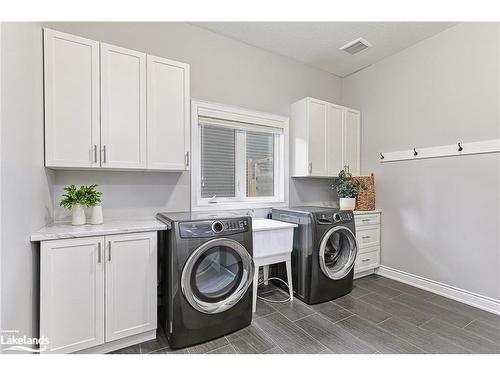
[{"left": 246, "top": 209, "right": 255, "bottom": 218}]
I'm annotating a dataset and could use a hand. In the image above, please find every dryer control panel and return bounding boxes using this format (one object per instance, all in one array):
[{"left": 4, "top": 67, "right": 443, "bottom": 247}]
[
  {"left": 179, "top": 219, "right": 250, "bottom": 238},
  {"left": 315, "top": 211, "right": 353, "bottom": 224}
]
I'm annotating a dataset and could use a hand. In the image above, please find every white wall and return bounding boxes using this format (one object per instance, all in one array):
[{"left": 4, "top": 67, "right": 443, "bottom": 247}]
[
  {"left": 0, "top": 22, "right": 54, "bottom": 349},
  {"left": 0, "top": 23, "right": 3, "bottom": 354},
  {"left": 44, "top": 22, "right": 342, "bottom": 219},
  {"left": 342, "top": 22, "right": 500, "bottom": 300}
]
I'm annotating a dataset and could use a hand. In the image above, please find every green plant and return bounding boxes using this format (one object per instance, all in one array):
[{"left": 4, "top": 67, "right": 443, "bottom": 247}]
[
  {"left": 59, "top": 184, "right": 102, "bottom": 210},
  {"left": 81, "top": 184, "right": 103, "bottom": 207},
  {"left": 333, "top": 169, "right": 359, "bottom": 198}
]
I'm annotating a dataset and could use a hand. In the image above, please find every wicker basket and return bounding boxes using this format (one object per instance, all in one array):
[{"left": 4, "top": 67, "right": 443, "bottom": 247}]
[{"left": 353, "top": 174, "right": 375, "bottom": 211}]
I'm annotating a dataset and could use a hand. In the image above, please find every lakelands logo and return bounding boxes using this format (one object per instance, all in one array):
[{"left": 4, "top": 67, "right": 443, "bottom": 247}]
[{"left": 1, "top": 330, "right": 50, "bottom": 353}]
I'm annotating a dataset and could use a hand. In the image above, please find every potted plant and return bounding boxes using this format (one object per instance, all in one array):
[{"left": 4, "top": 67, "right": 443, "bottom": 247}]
[
  {"left": 334, "top": 169, "right": 359, "bottom": 211},
  {"left": 60, "top": 185, "right": 87, "bottom": 225},
  {"left": 83, "top": 184, "right": 103, "bottom": 225}
]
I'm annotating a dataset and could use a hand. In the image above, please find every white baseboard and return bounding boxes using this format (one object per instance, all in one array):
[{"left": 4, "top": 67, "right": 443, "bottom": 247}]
[{"left": 376, "top": 265, "right": 500, "bottom": 316}]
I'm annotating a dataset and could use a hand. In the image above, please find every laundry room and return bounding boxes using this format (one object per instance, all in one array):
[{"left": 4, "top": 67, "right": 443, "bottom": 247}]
[{"left": 1, "top": 1, "right": 500, "bottom": 372}]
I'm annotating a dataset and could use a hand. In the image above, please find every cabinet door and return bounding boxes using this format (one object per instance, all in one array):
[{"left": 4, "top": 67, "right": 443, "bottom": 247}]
[
  {"left": 101, "top": 43, "right": 147, "bottom": 169},
  {"left": 307, "top": 99, "right": 328, "bottom": 176},
  {"left": 105, "top": 232, "right": 157, "bottom": 342},
  {"left": 44, "top": 29, "right": 100, "bottom": 168},
  {"left": 147, "top": 55, "right": 190, "bottom": 170},
  {"left": 343, "top": 109, "right": 361, "bottom": 176},
  {"left": 327, "top": 104, "right": 344, "bottom": 176},
  {"left": 40, "top": 237, "right": 105, "bottom": 353}
]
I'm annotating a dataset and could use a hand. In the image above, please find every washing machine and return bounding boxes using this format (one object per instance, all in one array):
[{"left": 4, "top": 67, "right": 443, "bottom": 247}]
[
  {"left": 156, "top": 212, "right": 254, "bottom": 349},
  {"left": 271, "top": 207, "right": 358, "bottom": 305}
]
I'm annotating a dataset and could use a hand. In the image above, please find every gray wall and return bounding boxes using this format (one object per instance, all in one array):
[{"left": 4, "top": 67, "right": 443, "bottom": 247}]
[
  {"left": 0, "top": 22, "right": 54, "bottom": 349},
  {"left": 44, "top": 22, "right": 342, "bottom": 220},
  {"left": 342, "top": 22, "right": 500, "bottom": 300}
]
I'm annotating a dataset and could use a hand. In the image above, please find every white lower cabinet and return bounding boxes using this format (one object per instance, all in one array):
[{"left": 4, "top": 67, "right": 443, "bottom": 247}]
[
  {"left": 40, "top": 232, "right": 157, "bottom": 353},
  {"left": 354, "top": 212, "right": 381, "bottom": 277},
  {"left": 105, "top": 232, "right": 157, "bottom": 342}
]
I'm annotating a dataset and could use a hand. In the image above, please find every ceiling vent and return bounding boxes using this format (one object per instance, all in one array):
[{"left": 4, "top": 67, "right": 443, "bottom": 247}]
[{"left": 339, "top": 38, "right": 372, "bottom": 55}]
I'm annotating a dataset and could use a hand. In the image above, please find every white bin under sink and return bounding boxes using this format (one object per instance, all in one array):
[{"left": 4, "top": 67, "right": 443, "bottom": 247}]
[{"left": 251, "top": 218, "right": 297, "bottom": 312}]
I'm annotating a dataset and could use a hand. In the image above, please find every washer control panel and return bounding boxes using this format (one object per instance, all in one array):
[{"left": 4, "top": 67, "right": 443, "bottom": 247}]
[
  {"left": 179, "top": 218, "right": 250, "bottom": 238},
  {"left": 316, "top": 211, "right": 353, "bottom": 224}
]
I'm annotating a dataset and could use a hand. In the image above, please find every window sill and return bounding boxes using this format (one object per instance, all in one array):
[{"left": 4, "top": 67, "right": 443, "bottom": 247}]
[{"left": 191, "top": 200, "right": 288, "bottom": 212}]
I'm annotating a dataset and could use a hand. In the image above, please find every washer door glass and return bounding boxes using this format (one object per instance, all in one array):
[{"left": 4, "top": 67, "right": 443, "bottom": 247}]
[
  {"left": 319, "top": 226, "right": 358, "bottom": 280},
  {"left": 182, "top": 238, "right": 254, "bottom": 314}
]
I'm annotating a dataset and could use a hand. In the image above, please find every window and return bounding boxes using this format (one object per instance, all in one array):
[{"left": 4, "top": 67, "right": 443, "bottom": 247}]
[{"left": 192, "top": 101, "right": 288, "bottom": 210}]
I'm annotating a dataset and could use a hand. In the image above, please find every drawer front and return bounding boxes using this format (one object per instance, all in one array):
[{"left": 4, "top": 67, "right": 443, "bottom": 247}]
[
  {"left": 355, "top": 214, "right": 380, "bottom": 227},
  {"left": 355, "top": 250, "right": 379, "bottom": 271},
  {"left": 356, "top": 225, "right": 380, "bottom": 248}
]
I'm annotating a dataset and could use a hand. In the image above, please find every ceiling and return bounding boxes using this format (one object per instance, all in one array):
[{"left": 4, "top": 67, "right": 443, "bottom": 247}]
[{"left": 192, "top": 22, "right": 458, "bottom": 77}]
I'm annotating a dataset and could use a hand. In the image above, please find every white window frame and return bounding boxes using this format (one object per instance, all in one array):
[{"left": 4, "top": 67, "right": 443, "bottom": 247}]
[{"left": 191, "top": 100, "right": 289, "bottom": 211}]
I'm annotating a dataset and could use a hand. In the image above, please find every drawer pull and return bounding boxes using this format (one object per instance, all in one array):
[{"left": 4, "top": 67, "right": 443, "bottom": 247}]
[
  {"left": 361, "top": 258, "right": 371, "bottom": 262},
  {"left": 362, "top": 219, "right": 371, "bottom": 222},
  {"left": 362, "top": 235, "right": 371, "bottom": 239}
]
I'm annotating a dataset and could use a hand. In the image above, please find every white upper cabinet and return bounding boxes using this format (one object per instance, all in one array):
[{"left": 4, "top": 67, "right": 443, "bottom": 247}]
[
  {"left": 43, "top": 29, "right": 190, "bottom": 171},
  {"left": 147, "top": 55, "right": 190, "bottom": 170},
  {"left": 100, "top": 43, "right": 147, "bottom": 169},
  {"left": 327, "top": 104, "right": 344, "bottom": 176},
  {"left": 343, "top": 109, "right": 361, "bottom": 176},
  {"left": 307, "top": 99, "right": 328, "bottom": 176},
  {"left": 290, "top": 97, "right": 361, "bottom": 177},
  {"left": 44, "top": 29, "right": 100, "bottom": 168}
]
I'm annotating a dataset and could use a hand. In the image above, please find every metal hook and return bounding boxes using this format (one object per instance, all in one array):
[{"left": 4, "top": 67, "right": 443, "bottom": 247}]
[
  {"left": 413, "top": 148, "right": 418, "bottom": 157},
  {"left": 458, "top": 142, "right": 463, "bottom": 152},
  {"left": 380, "top": 152, "right": 384, "bottom": 160}
]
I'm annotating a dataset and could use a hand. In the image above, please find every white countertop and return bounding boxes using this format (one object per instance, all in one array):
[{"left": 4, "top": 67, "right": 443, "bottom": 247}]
[
  {"left": 31, "top": 218, "right": 170, "bottom": 242},
  {"left": 252, "top": 218, "right": 298, "bottom": 232},
  {"left": 353, "top": 210, "right": 382, "bottom": 215}
]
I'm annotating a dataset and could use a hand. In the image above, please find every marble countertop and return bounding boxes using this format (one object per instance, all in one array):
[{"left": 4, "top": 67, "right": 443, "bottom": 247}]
[{"left": 31, "top": 218, "right": 170, "bottom": 242}]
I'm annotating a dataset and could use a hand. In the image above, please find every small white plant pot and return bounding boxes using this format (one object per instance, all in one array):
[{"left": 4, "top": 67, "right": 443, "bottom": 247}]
[
  {"left": 90, "top": 205, "right": 104, "bottom": 225},
  {"left": 71, "top": 204, "right": 86, "bottom": 226},
  {"left": 339, "top": 197, "right": 356, "bottom": 211}
]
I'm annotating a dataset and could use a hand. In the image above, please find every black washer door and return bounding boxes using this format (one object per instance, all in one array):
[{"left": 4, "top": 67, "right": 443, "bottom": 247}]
[
  {"left": 319, "top": 226, "right": 358, "bottom": 280},
  {"left": 181, "top": 238, "right": 254, "bottom": 314}
]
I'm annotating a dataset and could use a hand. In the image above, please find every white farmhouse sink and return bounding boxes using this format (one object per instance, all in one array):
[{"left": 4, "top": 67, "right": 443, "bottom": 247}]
[{"left": 251, "top": 218, "right": 297, "bottom": 259}]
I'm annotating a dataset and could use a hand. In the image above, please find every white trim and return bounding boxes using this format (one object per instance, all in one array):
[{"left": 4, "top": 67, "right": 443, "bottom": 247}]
[
  {"left": 191, "top": 100, "right": 289, "bottom": 212},
  {"left": 377, "top": 265, "right": 500, "bottom": 315},
  {"left": 75, "top": 329, "right": 156, "bottom": 354},
  {"left": 380, "top": 138, "right": 500, "bottom": 163}
]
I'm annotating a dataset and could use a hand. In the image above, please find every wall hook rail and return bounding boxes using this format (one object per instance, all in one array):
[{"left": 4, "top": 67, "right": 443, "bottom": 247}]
[{"left": 379, "top": 138, "right": 500, "bottom": 163}]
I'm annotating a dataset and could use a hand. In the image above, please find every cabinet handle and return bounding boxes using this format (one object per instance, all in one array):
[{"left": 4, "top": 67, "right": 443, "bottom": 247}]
[
  {"left": 361, "top": 258, "right": 370, "bottom": 262},
  {"left": 362, "top": 235, "right": 371, "bottom": 239},
  {"left": 308, "top": 162, "right": 312, "bottom": 174},
  {"left": 362, "top": 219, "right": 370, "bottom": 222},
  {"left": 97, "top": 242, "right": 101, "bottom": 263},
  {"left": 186, "top": 151, "right": 190, "bottom": 167},
  {"left": 102, "top": 145, "right": 107, "bottom": 163},
  {"left": 93, "top": 145, "right": 98, "bottom": 163},
  {"left": 108, "top": 241, "right": 111, "bottom": 262}
]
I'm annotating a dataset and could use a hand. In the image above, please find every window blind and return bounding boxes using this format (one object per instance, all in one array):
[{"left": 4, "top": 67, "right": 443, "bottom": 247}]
[
  {"left": 198, "top": 116, "right": 283, "bottom": 135},
  {"left": 200, "top": 125, "right": 236, "bottom": 198}
]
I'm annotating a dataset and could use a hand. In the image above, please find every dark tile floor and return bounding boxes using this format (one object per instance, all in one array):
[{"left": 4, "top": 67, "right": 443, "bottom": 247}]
[{"left": 110, "top": 274, "right": 500, "bottom": 354}]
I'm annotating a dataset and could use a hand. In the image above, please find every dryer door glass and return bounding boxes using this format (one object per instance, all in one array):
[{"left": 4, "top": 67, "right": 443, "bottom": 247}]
[
  {"left": 181, "top": 238, "right": 254, "bottom": 314},
  {"left": 319, "top": 226, "right": 358, "bottom": 280},
  {"left": 192, "top": 246, "right": 243, "bottom": 302}
]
